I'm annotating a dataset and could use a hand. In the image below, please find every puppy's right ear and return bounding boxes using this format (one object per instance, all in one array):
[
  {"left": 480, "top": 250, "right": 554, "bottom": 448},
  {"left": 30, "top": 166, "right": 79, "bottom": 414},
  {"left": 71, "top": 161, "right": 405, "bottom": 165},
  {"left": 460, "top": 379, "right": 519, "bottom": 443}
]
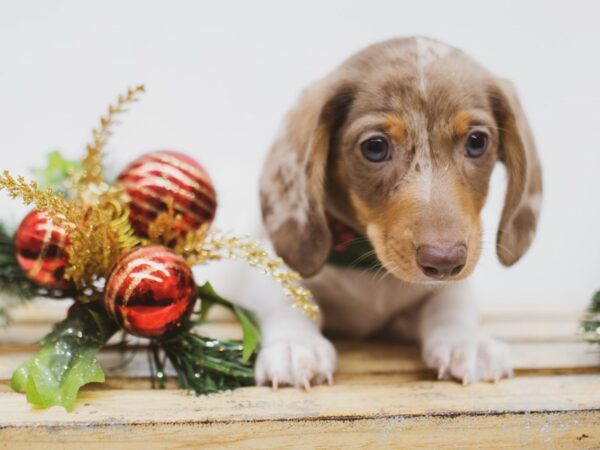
[{"left": 260, "top": 78, "right": 356, "bottom": 277}]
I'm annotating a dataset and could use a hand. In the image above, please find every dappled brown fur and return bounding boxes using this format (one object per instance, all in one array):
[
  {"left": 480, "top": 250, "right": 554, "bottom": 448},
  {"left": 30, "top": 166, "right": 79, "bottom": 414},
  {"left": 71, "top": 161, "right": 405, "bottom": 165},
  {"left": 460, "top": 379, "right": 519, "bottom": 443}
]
[{"left": 260, "top": 37, "right": 542, "bottom": 281}]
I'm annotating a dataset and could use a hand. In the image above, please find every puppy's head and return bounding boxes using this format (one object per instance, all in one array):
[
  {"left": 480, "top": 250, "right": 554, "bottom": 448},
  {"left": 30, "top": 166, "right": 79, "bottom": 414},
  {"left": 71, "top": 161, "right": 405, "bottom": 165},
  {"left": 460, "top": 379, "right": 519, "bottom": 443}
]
[{"left": 261, "top": 37, "right": 542, "bottom": 283}]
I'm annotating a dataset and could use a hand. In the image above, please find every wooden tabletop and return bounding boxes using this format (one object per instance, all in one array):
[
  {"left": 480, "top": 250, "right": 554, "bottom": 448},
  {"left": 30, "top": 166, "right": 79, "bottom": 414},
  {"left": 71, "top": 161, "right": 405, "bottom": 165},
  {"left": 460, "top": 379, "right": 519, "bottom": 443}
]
[{"left": 1, "top": 300, "right": 599, "bottom": 449}]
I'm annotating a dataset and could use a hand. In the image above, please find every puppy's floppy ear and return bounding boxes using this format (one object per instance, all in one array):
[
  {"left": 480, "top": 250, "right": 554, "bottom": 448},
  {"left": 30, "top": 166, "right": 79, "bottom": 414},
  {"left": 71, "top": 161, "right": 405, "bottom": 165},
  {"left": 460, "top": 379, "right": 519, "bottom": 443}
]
[
  {"left": 260, "top": 78, "right": 356, "bottom": 277},
  {"left": 490, "top": 79, "right": 543, "bottom": 266}
]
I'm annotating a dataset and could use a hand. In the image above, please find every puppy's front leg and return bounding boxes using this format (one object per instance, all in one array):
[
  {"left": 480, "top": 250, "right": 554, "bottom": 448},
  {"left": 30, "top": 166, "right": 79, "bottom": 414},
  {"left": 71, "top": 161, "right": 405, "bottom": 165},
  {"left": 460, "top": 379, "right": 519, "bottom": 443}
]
[
  {"left": 418, "top": 284, "right": 512, "bottom": 384},
  {"left": 234, "top": 271, "right": 336, "bottom": 389}
]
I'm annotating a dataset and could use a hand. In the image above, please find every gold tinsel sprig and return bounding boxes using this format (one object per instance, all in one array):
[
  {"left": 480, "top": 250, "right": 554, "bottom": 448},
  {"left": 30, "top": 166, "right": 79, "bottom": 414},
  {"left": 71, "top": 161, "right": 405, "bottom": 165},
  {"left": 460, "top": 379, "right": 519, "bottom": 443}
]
[
  {"left": 176, "top": 229, "right": 319, "bottom": 319},
  {"left": 0, "top": 172, "right": 141, "bottom": 294},
  {"left": 64, "top": 190, "right": 143, "bottom": 293},
  {"left": 0, "top": 171, "right": 73, "bottom": 217},
  {"left": 76, "top": 84, "right": 146, "bottom": 194},
  {"left": 146, "top": 198, "right": 191, "bottom": 247}
]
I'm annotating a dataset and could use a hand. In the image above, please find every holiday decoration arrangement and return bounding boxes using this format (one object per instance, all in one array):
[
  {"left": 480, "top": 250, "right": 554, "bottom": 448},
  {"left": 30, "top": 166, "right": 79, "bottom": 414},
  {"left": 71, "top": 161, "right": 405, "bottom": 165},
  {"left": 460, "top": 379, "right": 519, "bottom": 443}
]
[{"left": 0, "top": 85, "right": 318, "bottom": 411}]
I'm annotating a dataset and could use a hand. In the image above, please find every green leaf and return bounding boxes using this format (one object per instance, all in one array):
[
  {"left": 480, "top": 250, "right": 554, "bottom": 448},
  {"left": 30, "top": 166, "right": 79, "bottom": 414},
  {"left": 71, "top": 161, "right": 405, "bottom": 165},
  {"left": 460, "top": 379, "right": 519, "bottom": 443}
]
[
  {"left": 197, "top": 282, "right": 229, "bottom": 306},
  {"left": 232, "top": 305, "right": 260, "bottom": 362},
  {"left": 30, "top": 150, "right": 80, "bottom": 194},
  {"left": 196, "top": 282, "right": 261, "bottom": 361},
  {"left": 12, "top": 346, "right": 105, "bottom": 411},
  {"left": 197, "top": 282, "right": 221, "bottom": 322},
  {"left": 11, "top": 302, "right": 118, "bottom": 411}
]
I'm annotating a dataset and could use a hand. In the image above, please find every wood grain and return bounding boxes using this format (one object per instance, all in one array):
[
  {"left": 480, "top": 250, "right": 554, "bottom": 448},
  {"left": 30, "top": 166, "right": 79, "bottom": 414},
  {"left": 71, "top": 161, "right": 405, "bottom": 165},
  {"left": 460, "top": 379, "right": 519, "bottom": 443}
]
[
  {"left": 0, "top": 300, "right": 598, "bottom": 448},
  {"left": 1, "top": 376, "right": 599, "bottom": 448},
  {"left": 1, "top": 412, "right": 598, "bottom": 449}
]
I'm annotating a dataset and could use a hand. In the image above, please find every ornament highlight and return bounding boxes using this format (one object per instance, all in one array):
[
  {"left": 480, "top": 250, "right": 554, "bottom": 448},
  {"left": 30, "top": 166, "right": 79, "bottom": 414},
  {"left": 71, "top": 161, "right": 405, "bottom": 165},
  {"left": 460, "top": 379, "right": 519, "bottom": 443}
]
[
  {"left": 104, "top": 245, "right": 197, "bottom": 338},
  {"left": 14, "top": 210, "right": 71, "bottom": 290},
  {"left": 117, "top": 150, "right": 217, "bottom": 240}
]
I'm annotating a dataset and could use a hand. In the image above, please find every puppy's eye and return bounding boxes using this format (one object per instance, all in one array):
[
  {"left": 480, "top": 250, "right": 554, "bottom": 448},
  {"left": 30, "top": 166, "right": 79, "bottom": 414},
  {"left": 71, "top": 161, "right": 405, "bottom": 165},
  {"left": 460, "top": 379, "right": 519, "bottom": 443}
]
[
  {"left": 360, "top": 136, "right": 390, "bottom": 162},
  {"left": 465, "top": 131, "right": 488, "bottom": 158}
]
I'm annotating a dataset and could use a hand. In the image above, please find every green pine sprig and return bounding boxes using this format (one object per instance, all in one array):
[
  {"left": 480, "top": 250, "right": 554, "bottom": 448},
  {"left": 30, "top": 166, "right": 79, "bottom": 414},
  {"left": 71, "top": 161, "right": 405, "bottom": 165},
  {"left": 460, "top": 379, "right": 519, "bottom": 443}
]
[
  {"left": 154, "top": 326, "right": 255, "bottom": 394},
  {"left": 147, "top": 282, "right": 259, "bottom": 395},
  {"left": 581, "top": 290, "right": 600, "bottom": 344}
]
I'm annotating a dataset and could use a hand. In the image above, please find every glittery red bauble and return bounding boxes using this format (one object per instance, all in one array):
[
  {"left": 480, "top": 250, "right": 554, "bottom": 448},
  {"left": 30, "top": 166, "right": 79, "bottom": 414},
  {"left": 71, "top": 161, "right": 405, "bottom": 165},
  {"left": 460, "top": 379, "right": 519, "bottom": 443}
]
[
  {"left": 14, "top": 210, "right": 71, "bottom": 290},
  {"left": 104, "top": 245, "right": 197, "bottom": 338},
  {"left": 117, "top": 150, "right": 217, "bottom": 240}
]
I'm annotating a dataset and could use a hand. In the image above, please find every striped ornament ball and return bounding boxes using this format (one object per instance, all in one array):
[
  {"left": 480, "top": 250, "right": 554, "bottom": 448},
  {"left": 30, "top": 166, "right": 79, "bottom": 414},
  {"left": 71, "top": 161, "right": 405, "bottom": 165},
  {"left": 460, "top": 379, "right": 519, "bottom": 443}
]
[
  {"left": 104, "top": 245, "right": 197, "bottom": 338},
  {"left": 14, "top": 210, "right": 72, "bottom": 290},
  {"left": 117, "top": 151, "right": 217, "bottom": 241}
]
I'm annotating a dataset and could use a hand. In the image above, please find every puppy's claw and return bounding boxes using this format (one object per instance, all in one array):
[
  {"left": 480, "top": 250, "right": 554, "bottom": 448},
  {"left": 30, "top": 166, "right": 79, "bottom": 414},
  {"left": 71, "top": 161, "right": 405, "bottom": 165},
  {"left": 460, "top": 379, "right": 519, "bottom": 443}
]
[
  {"left": 327, "top": 373, "right": 334, "bottom": 386},
  {"left": 302, "top": 379, "right": 311, "bottom": 391},
  {"left": 437, "top": 365, "right": 447, "bottom": 380}
]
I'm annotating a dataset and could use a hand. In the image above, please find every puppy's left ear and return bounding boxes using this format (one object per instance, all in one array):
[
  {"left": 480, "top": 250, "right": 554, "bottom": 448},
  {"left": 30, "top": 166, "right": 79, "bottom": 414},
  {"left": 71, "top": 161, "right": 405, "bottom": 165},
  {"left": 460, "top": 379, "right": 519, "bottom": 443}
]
[
  {"left": 491, "top": 79, "right": 543, "bottom": 266},
  {"left": 259, "top": 77, "right": 356, "bottom": 277}
]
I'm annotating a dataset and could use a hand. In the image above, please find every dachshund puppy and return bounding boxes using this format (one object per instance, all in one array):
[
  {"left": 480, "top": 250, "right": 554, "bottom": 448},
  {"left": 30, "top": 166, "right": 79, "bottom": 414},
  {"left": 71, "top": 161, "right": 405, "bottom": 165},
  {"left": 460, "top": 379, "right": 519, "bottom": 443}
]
[{"left": 251, "top": 37, "right": 542, "bottom": 387}]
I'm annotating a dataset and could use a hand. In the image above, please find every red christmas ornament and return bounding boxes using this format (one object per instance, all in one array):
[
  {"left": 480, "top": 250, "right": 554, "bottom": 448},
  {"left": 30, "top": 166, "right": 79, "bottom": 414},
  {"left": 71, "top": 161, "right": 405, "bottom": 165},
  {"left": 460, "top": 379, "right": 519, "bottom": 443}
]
[
  {"left": 104, "top": 245, "right": 197, "bottom": 338},
  {"left": 117, "top": 150, "right": 217, "bottom": 240},
  {"left": 14, "top": 210, "right": 72, "bottom": 290}
]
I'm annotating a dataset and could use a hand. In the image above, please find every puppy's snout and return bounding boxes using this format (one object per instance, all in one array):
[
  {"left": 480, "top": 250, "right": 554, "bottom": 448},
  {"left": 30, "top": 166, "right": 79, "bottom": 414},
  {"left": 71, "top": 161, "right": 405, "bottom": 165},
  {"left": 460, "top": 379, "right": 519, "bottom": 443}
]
[{"left": 416, "top": 244, "right": 467, "bottom": 279}]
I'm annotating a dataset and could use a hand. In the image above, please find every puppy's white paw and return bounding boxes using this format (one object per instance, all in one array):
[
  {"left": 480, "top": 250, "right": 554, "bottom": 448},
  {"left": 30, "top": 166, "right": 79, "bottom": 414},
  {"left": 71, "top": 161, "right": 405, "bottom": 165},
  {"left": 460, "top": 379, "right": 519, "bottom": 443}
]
[
  {"left": 422, "top": 329, "right": 513, "bottom": 384},
  {"left": 255, "top": 334, "right": 337, "bottom": 389}
]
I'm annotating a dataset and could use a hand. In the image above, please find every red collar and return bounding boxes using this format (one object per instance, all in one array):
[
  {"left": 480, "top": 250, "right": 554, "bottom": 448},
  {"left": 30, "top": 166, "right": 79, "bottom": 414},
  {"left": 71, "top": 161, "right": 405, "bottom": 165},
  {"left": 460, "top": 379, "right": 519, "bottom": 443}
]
[{"left": 325, "top": 213, "right": 381, "bottom": 270}]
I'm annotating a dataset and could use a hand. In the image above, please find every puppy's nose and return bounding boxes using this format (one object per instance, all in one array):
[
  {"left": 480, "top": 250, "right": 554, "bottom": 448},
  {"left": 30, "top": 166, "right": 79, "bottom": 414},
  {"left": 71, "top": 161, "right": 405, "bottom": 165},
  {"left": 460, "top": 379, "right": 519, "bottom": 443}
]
[{"left": 416, "top": 244, "right": 467, "bottom": 279}]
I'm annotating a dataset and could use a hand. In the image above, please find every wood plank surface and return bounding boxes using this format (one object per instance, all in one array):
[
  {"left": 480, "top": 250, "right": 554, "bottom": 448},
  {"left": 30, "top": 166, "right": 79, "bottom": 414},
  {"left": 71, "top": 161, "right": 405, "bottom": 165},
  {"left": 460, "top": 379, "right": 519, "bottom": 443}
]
[
  {"left": 1, "top": 412, "right": 598, "bottom": 449},
  {"left": 0, "top": 300, "right": 599, "bottom": 449},
  {"left": 1, "top": 376, "right": 599, "bottom": 449}
]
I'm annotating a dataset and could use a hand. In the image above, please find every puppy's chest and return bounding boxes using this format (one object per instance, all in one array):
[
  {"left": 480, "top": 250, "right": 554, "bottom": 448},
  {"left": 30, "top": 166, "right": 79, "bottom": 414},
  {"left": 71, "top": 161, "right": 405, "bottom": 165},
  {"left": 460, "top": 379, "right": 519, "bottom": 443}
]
[{"left": 303, "top": 266, "right": 431, "bottom": 337}]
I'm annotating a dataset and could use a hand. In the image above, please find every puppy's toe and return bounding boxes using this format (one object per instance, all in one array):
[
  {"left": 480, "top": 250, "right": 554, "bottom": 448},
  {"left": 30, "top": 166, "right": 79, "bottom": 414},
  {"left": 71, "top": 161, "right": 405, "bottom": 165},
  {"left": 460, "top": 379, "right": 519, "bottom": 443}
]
[
  {"left": 255, "top": 335, "right": 337, "bottom": 389},
  {"left": 476, "top": 337, "right": 513, "bottom": 382},
  {"left": 423, "top": 330, "right": 512, "bottom": 384},
  {"left": 423, "top": 338, "right": 452, "bottom": 380},
  {"left": 449, "top": 340, "right": 478, "bottom": 384}
]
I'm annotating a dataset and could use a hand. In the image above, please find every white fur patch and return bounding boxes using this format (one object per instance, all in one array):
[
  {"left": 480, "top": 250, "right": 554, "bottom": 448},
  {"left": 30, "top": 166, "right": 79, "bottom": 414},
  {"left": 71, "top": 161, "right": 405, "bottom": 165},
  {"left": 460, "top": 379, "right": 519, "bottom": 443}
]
[
  {"left": 414, "top": 37, "right": 452, "bottom": 95},
  {"left": 413, "top": 159, "right": 434, "bottom": 204},
  {"left": 409, "top": 107, "right": 435, "bottom": 203}
]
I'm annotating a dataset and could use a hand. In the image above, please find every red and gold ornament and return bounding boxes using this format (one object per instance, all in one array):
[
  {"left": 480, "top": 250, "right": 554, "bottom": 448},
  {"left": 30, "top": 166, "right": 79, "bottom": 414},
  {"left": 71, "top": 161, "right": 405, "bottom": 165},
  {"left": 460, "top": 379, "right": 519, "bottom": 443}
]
[
  {"left": 117, "top": 150, "right": 217, "bottom": 240},
  {"left": 104, "top": 245, "right": 197, "bottom": 338},
  {"left": 14, "top": 210, "right": 72, "bottom": 290}
]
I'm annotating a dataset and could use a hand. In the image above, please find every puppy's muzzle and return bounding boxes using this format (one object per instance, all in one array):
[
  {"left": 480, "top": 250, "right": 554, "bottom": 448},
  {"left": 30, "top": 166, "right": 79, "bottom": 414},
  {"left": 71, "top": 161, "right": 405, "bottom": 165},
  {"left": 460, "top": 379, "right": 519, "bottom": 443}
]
[{"left": 416, "top": 243, "right": 467, "bottom": 279}]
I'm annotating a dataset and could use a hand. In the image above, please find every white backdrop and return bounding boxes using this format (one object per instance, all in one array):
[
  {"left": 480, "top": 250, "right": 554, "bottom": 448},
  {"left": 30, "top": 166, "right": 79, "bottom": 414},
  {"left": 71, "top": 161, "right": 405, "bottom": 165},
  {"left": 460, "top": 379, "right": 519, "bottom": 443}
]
[{"left": 0, "top": 0, "right": 598, "bottom": 313}]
